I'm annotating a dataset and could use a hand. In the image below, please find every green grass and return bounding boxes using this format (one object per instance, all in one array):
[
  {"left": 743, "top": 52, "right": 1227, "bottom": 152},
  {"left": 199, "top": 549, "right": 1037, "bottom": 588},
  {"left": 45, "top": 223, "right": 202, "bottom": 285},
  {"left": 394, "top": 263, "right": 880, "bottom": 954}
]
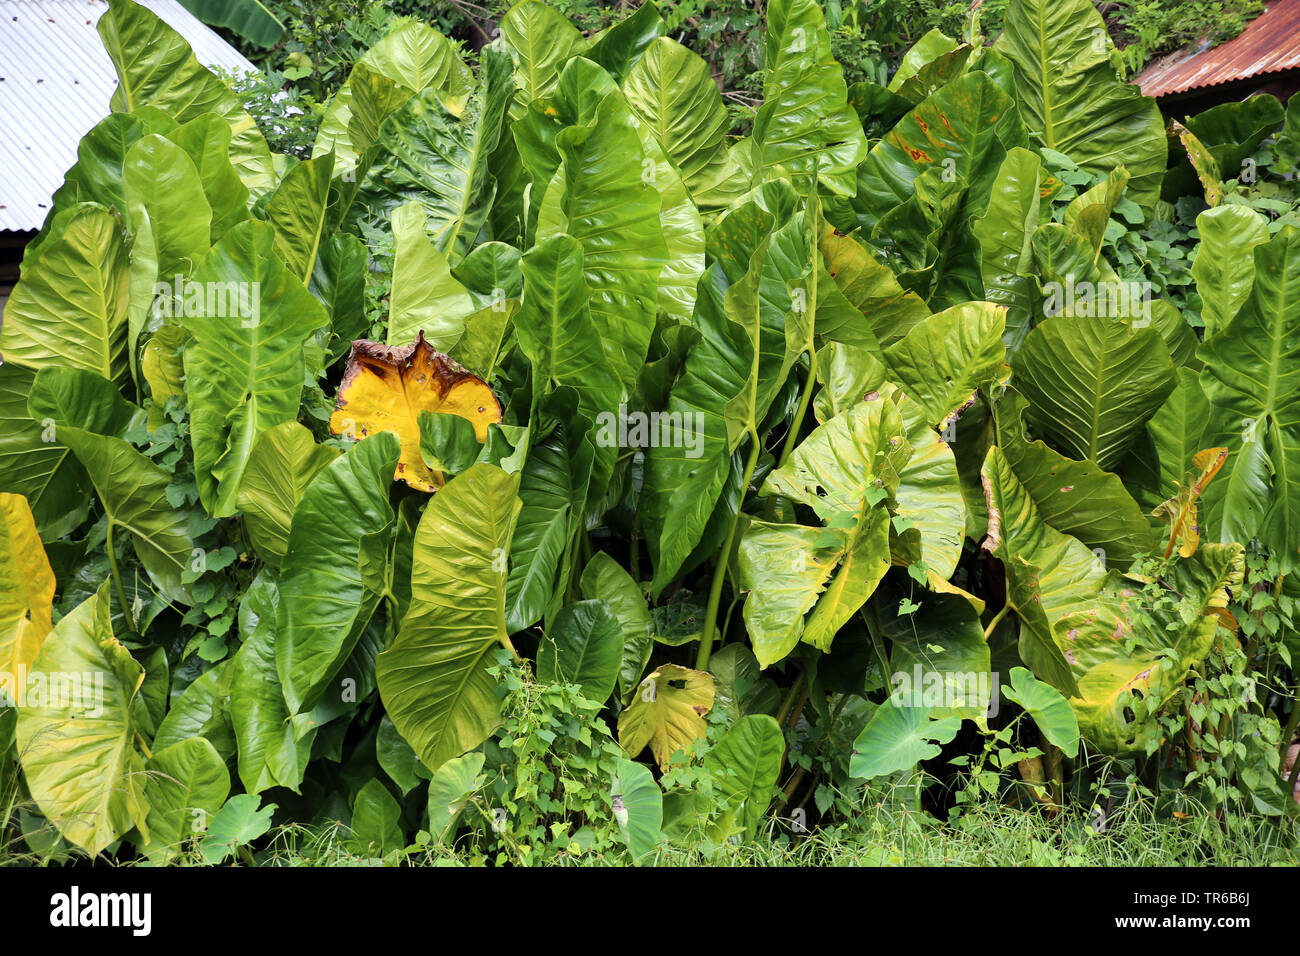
[
  {"left": 245, "top": 797, "right": 1299, "bottom": 867},
  {"left": 4, "top": 786, "right": 1296, "bottom": 867}
]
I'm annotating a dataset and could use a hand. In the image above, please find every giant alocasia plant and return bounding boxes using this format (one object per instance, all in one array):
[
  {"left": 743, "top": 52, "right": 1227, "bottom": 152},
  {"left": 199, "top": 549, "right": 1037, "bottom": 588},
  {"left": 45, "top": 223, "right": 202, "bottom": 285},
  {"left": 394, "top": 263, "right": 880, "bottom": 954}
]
[{"left": 0, "top": 0, "right": 1283, "bottom": 859}]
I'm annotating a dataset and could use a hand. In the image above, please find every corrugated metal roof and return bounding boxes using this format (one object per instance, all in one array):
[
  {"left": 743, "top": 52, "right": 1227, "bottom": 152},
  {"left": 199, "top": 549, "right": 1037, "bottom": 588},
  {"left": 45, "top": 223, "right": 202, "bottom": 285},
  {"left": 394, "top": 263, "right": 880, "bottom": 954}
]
[
  {"left": 0, "top": 0, "right": 258, "bottom": 232},
  {"left": 1134, "top": 0, "right": 1300, "bottom": 99}
]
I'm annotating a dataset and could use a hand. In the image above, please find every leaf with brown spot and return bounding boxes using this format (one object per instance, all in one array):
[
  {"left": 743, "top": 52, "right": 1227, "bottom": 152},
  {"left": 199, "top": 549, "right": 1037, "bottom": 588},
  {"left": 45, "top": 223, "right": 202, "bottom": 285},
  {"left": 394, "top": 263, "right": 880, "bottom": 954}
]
[
  {"left": 329, "top": 333, "right": 501, "bottom": 492},
  {"left": 618, "top": 663, "right": 714, "bottom": 770},
  {"left": 1153, "top": 447, "right": 1229, "bottom": 559}
]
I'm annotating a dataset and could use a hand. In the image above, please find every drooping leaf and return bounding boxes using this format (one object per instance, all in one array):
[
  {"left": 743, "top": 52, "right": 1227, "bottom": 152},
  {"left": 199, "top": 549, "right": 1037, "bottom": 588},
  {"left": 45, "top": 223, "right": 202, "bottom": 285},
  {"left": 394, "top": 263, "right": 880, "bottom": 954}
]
[
  {"left": 236, "top": 422, "right": 341, "bottom": 569},
  {"left": 995, "top": 0, "right": 1166, "bottom": 214},
  {"left": 16, "top": 590, "right": 151, "bottom": 855},
  {"left": 0, "top": 494, "right": 56, "bottom": 685},
  {"left": 1153, "top": 447, "right": 1229, "bottom": 559},
  {"left": 276, "top": 432, "right": 401, "bottom": 714},
  {"left": 180, "top": 220, "right": 329, "bottom": 516},
  {"left": 376, "top": 463, "right": 521, "bottom": 772}
]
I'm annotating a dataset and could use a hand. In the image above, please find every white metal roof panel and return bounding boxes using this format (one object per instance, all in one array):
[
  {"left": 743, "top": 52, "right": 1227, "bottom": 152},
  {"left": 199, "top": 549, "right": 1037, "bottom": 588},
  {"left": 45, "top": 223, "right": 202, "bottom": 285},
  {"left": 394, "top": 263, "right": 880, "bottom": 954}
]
[{"left": 0, "top": 0, "right": 258, "bottom": 231}]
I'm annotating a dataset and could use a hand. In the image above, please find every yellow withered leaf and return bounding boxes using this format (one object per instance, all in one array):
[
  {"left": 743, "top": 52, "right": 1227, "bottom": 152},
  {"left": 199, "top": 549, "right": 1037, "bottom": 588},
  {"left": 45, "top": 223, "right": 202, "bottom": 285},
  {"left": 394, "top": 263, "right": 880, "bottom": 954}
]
[
  {"left": 1153, "top": 447, "right": 1228, "bottom": 559},
  {"left": 0, "top": 493, "right": 56, "bottom": 685},
  {"left": 329, "top": 333, "right": 501, "bottom": 491}
]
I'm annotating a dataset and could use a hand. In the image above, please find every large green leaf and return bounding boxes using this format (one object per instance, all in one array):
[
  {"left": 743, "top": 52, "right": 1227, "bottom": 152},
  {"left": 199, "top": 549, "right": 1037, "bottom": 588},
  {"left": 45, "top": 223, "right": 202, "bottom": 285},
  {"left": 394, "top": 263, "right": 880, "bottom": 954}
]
[
  {"left": 426, "top": 751, "right": 485, "bottom": 843},
  {"left": 504, "top": 395, "right": 594, "bottom": 633},
  {"left": 994, "top": 0, "right": 1166, "bottom": 215},
  {"left": 264, "top": 154, "right": 333, "bottom": 283},
  {"left": 124, "top": 133, "right": 211, "bottom": 297},
  {"left": 641, "top": 209, "right": 794, "bottom": 593},
  {"left": 623, "top": 37, "right": 733, "bottom": 201},
  {"left": 0, "top": 365, "right": 91, "bottom": 540},
  {"left": 142, "top": 736, "right": 230, "bottom": 863},
  {"left": 749, "top": 0, "right": 867, "bottom": 195},
  {"left": 1011, "top": 314, "right": 1175, "bottom": 471},
  {"left": 16, "top": 590, "right": 151, "bottom": 855},
  {"left": 387, "top": 202, "right": 476, "bottom": 349},
  {"left": 98, "top": 0, "right": 276, "bottom": 197},
  {"left": 1198, "top": 225, "right": 1300, "bottom": 570},
  {"left": 884, "top": 301, "right": 1007, "bottom": 428},
  {"left": 180, "top": 220, "right": 329, "bottom": 517},
  {"left": 996, "top": 390, "right": 1152, "bottom": 564},
  {"left": 981, "top": 446, "right": 1120, "bottom": 697},
  {"left": 376, "top": 463, "right": 521, "bottom": 772},
  {"left": 276, "top": 432, "right": 401, "bottom": 714},
  {"left": 884, "top": 591, "right": 991, "bottom": 721},
  {"left": 495, "top": 0, "right": 587, "bottom": 112},
  {"left": 236, "top": 422, "right": 341, "bottom": 570},
  {"left": 611, "top": 756, "right": 662, "bottom": 862},
  {"left": 314, "top": 19, "right": 473, "bottom": 176},
  {"left": 972, "top": 147, "right": 1044, "bottom": 349},
  {"left": 580, "top": 551, "right": 655, "bottom": 702},
  {"left": 177, "top": 0, "right": 284, "bottom": 48},
  {"left": 1192, "top": 205, "right": 1269, "bottom": 339},
  {"left": 28, "top": 368, "right": 194, "bottom": 605},
  {"left": 0, "top": 204, "right": 131, "bottom": 388},
  {"left": 536, "top": 599, "right": 623, "bottom": 703},
  {"left": 847, "top": 71, "right": 1026, "bottom": 236},
  {"left": 533, "top": 60, "right": 668, "bottom": 396},
  {"left": 233, "top": 573, "right": 314, "bottom": 794},
  {"left": 849, "top": 700, "right": 960, "bottom": 779},
  {"left": 1001, "top": 666, "right": 1079, "bottom": 757},
  {"left": 166, "top": 114, "right": 251, "bottom": 243},
  {"left": 704, "top": 714, "right": 784, "bottom": 841},
  {"left": 515, "top": 234, "right": 621, "bottom": 431},
  {"left": 359, "top": 49, "right": 514, "bottom": 260}
]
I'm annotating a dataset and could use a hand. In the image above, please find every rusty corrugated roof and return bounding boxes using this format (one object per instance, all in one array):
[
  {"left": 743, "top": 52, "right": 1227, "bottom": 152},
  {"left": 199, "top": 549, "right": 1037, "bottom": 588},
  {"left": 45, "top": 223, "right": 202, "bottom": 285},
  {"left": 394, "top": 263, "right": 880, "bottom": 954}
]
[{"left": 1134, "top": 0, "right": 1300, "bottom": 98}]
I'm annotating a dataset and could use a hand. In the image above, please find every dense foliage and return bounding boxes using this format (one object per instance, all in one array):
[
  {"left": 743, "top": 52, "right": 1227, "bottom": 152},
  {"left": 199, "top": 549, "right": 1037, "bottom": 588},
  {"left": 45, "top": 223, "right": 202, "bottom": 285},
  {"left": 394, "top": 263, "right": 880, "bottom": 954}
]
[{"left": 2, "top": 0, "right": 1300, "bottom": 865}]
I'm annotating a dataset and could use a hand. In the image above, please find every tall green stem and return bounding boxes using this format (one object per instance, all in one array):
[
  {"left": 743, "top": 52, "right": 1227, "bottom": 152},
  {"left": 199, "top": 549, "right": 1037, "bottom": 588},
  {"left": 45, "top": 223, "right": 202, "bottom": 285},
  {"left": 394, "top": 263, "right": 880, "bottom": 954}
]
[
  {"left": 106, "top": 520, "right": 136, "bottom": 635},
  {"left": 778, "top": 346, "right": 818, "bottom": 470},
  {"left": 696, "top": 427, "right": 762, "bottom": 671}
]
